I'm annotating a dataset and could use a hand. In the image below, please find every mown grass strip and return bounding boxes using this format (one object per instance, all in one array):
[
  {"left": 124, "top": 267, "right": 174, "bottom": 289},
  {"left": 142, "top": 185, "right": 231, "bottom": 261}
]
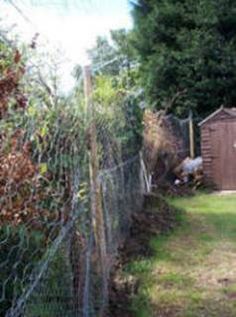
[{"left": 127, "top": 193, "right": 236, "bottom": 317}]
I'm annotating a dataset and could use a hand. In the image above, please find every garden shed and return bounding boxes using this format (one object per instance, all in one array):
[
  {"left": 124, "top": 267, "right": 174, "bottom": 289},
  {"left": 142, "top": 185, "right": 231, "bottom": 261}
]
[{"left": 200, "top": 107, "right": 236, "bottom": 189}]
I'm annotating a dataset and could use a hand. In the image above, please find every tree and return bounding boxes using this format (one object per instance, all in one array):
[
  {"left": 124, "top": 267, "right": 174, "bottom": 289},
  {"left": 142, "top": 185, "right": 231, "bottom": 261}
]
[
  {"left": 85, "top": 31, "right": 143, "bottom": 157},
  {"left": 87, "top": 36, "right": 120, "bottom": 76},
  {"left": 131, "top": 0, "right": 236, "bottom": 116}
]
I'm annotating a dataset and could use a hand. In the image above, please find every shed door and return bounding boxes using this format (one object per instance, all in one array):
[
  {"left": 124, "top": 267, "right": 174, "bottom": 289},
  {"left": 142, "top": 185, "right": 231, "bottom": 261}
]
[{"left": 210, "top": 121, "right": 236, "bottom": 190}]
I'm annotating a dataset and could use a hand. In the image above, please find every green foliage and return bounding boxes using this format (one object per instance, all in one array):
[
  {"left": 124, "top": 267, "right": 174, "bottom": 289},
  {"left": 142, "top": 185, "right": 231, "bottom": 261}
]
[
  {"left": 0, "top": 26, "right": 89, "bottom": 316},
  {"left": 0, "top": 18, "right": 145, "bottom": 317},
  {"left": 132, "top": 0, "right": 236, "bottom": 116},
  {"left": 25, "top": 247, "right": 74, "bottom": 317},
  {"left": 89, "top": 31, "right": 144, "bottom": 157},
  {"left": 93, "top": 75, "right": 117, "bottom": 107},
  {"left": 88, "top": 36, "right": 120, "bottom": 76},
  {"left": 0, "top": 226, "right": 45, "bottom": 315},
  {"left": 88, "top": 30, "right": 137, "bottom": 76}
]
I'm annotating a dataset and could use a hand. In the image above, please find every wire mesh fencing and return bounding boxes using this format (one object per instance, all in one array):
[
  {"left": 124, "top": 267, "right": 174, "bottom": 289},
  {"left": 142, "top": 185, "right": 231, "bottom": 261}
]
[
  {"left": 0, "top": 96, "right": 145, "bottom": 317},
  {"left": 0, "top": 17, "right": 146, "bottom": 316},
  {"left": 164, "top": 113, "right": 203, "bottom": 159}
]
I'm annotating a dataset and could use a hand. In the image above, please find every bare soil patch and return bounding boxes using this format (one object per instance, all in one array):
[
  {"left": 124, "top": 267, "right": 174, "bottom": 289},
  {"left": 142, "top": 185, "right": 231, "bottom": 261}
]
[{"left": 108, "top": 194, "right": 181, "bottom": 317}]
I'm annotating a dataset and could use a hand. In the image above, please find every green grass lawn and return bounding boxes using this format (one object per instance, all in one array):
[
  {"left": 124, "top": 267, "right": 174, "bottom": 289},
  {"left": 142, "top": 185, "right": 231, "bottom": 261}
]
[{"left": 127, "top": 193, "right": 236, "bottom": 317}]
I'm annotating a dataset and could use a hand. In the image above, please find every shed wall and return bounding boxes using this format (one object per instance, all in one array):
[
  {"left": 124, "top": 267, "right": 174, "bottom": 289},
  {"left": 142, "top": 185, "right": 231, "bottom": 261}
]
[
  {"left": 201, "top": 113, "right": 236, "bottom": 189},
  {"left": 201, "top": 126, "right": 213, "bottom": 183}
]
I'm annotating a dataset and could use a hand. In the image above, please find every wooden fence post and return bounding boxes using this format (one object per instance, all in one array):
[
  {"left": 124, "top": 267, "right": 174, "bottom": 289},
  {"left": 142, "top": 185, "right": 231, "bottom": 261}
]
[
  {"left": 189, "top": 110, "right": 195, "bottom": 158},
  {"left": 83, "top": 65, "right": 106, "bottom": 249},
  {"left": 83, "top": 65, "right": 107, "bottom": 316}
]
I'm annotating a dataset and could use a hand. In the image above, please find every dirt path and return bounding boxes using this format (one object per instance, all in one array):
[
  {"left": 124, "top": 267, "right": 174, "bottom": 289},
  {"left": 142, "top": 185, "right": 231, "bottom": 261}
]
[{"left": 128, "top": 193, "right": 236, "bottom": 317}]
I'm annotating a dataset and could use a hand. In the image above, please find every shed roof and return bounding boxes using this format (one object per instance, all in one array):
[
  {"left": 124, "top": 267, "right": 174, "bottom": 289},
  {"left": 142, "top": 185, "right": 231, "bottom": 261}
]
[{"left": 199, "top": 106, "right": 236, "bottom": 127}]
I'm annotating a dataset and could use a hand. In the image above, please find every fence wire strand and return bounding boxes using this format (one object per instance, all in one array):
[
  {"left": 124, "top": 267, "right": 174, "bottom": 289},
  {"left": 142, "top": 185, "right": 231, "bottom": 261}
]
[{"left": 0, "top": 96, "right": 145, "bottom": 317}]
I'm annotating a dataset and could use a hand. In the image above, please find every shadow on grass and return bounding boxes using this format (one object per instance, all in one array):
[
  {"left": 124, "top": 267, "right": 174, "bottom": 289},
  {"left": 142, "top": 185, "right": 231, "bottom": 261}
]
[
  {"left": 126, "top": 194, "right": 236, "bottom": 317},
  {"left": 108, "top": 194, "right": 183, "bottom": 317}
]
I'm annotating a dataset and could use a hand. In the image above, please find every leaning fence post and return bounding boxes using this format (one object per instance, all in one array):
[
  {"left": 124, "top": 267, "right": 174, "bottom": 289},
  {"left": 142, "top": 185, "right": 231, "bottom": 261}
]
[
  {"left": 83, "top": 65, "right": 98, "bottom": 243},
  {"left": 83, "top": 65, "right": 108, "bottom": 316}
]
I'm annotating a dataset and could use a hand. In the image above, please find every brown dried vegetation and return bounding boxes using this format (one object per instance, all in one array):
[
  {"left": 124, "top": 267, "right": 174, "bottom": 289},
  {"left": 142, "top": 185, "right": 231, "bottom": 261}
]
[
  {"left": 142, "top": 110, "right": 185, "bottom": 182},
  {"left": 0, "top": 50, "right": 48, "bottom": 226}
]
